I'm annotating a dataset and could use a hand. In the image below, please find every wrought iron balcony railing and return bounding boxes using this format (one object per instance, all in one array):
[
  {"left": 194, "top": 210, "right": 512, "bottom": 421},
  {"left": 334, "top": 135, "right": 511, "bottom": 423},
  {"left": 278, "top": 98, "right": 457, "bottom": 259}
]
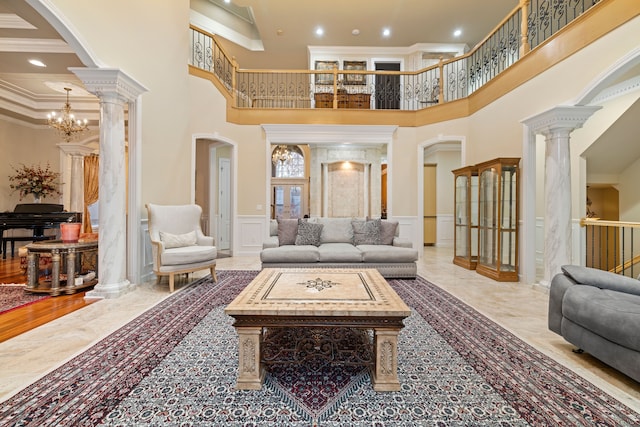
[{"left": 189, "top": 0, "right": 602, "bottom": 110}]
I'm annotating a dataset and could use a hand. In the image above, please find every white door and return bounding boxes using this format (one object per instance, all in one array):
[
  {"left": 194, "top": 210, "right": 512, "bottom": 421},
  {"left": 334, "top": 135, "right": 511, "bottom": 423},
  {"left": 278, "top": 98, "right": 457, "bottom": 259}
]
[{"left": 218, "top": 157, "right": 231, "bottom": 250}]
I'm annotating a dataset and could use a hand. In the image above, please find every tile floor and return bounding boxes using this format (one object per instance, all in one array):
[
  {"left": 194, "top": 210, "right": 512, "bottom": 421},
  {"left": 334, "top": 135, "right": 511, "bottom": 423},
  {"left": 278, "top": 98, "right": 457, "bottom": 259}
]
[{"left": 0, "top": 247, "right": 638, "bottom": 412}]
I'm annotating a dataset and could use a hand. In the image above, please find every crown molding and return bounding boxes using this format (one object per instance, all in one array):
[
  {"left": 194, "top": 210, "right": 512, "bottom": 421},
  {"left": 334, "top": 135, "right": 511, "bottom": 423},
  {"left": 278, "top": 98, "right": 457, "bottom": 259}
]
[{"left": 0, "top": 37, "right": 73, "bottom": 53}]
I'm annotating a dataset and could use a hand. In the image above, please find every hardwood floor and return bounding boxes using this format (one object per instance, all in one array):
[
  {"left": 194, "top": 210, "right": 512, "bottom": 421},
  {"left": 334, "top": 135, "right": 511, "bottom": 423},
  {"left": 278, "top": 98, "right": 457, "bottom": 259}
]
[{"left": 0, "top": 254, "right": 94, "bottom": 343}]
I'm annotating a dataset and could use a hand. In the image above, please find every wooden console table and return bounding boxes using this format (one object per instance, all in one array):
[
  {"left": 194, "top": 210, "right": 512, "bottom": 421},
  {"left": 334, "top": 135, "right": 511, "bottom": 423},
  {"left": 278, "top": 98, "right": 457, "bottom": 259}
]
[
  {"left": 315, "top": 92, "right": 371, "bottom": 109},
  {"left": 25, "top": 240, "right": 98, "bottom": 296}
]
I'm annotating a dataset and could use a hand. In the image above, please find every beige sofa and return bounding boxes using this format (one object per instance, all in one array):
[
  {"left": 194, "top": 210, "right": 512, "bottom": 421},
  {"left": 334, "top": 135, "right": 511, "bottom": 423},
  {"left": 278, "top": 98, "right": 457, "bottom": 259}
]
[{"left": 260, "top": 217, "right": 418, "bottom": 278}]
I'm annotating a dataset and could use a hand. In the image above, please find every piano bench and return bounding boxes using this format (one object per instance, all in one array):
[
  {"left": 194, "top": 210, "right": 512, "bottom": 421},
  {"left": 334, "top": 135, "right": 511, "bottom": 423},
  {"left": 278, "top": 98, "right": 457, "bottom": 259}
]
[{"left": 2, "top": 236, "right": 56, "bottom": 259}]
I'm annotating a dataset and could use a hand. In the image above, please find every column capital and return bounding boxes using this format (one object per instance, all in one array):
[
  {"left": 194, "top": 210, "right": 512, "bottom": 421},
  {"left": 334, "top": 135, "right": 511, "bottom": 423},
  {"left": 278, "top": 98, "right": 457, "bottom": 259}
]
[
  {"left": 521, "top": 105, "right": 601, "bottom": 137},
  {"left": 69, "top": 68, "right": 148, "bottom": 103},
  {"left": 56, "top": 142, "right": 97, "bottom": 157}
]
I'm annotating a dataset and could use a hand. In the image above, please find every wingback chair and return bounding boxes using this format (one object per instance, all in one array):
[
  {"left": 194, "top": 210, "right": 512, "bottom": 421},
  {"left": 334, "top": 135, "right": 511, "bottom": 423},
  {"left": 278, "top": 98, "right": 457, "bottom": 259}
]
[{"left": 146, "top": 203, "right": 217, "bottom": 292}]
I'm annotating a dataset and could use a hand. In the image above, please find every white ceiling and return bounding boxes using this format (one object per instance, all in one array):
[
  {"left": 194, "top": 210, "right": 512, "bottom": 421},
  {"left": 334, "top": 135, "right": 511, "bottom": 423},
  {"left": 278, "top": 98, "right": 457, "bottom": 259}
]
[
  {"left": 0, "top": 0, "right": 638, "bottom": 180},
  {"left": 195, "top": 0, "right": 519, "bottom": 69}
]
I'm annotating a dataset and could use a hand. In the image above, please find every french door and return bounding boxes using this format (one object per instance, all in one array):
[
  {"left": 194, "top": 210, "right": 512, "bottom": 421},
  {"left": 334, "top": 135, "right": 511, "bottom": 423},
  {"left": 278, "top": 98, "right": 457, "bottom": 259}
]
[{"left": 272, "top": 179, "right": 307, "bottom": 219}]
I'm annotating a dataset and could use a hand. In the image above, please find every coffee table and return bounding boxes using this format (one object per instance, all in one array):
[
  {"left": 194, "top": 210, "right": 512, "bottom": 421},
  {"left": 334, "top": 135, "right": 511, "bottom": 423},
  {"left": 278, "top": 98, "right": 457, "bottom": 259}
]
[{"left": 224, "top": 268, "right": 411, "bottom": 391}]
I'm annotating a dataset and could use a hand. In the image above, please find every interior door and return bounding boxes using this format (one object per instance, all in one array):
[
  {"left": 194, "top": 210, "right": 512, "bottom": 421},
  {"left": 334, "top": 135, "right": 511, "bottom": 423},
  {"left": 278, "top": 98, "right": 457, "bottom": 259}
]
[
  {"left": 272, "top": 184, "right": 304, "bottom": 219},
  {"left": 423, "top": 164, "right": 437, "bottom": 245},
  {"left": 375, "top": 62, "right": 401, "bottom": 109}
]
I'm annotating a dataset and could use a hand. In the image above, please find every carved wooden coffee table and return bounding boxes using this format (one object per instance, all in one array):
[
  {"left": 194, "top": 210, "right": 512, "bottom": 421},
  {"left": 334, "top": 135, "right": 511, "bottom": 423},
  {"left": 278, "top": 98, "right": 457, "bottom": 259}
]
[{"left": 225, "top": 268, "right": 411, "bottom": 392}]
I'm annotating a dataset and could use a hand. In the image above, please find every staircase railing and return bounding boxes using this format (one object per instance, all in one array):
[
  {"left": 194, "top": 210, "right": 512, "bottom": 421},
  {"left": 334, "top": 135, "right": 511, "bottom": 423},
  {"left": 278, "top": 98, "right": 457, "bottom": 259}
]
[
  {"left": 189, "top": 0, "right": 603, "bottom": 109},
  {"left": 581, "top": 218, "right": 640, "bottom": 278}
]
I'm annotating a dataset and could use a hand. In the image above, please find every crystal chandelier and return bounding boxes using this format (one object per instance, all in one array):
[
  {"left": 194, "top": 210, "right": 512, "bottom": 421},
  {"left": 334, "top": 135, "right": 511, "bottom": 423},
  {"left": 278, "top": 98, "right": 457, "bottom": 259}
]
[
  {"left": 47, "top": 87, "right": 89, "bottom": 142},
  {"left": 272, "top": 145, "right": 292, "bottom": 165}
]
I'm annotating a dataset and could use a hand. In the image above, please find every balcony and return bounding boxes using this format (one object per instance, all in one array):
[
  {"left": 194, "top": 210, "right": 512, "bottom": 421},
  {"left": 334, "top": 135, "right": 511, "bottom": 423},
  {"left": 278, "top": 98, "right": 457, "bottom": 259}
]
[{"left": 187, "top": 0, "right": 632, "bottom": 126}]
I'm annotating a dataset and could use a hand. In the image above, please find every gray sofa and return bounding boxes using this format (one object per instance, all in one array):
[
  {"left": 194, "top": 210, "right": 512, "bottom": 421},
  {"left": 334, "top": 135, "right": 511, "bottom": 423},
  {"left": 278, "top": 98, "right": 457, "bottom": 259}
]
[
  {"left": 260, "top": 217, "right": 418, "bottom": 278},
  {"left": 549, "top": 265, "right": 640, "bottom": 382}
]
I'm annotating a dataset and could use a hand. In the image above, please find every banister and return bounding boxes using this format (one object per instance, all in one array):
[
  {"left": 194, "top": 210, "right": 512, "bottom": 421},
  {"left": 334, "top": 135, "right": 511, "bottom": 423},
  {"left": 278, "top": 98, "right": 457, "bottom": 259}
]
[
  {"left": 580, "top": 218, "right": 640, "bottom": 228},
  {"left": 188, "top": 0, "right": 624, "bottom": 116}
]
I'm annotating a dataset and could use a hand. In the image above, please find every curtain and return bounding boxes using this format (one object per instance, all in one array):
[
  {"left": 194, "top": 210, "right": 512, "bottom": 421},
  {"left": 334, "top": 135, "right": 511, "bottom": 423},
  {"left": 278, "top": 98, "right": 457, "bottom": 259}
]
[{"left": 83, "top": 154, "right": 99, "bottom": 233}]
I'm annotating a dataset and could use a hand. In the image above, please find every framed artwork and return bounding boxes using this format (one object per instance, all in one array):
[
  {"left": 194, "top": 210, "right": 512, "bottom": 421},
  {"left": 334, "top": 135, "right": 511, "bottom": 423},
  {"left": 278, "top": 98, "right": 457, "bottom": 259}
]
[
  {"left": 315, "top": 60, "right": 338, "bottom": 85},
  {"left": 343, "top": 60, "right": 367, "bottom": 85}
]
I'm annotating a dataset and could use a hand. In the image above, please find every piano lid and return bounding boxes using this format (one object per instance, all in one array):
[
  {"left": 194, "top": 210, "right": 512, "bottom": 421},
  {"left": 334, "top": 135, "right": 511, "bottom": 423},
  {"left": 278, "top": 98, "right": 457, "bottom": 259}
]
[{"left": 13, "top": 203, "right": 64, "bottom": 214}]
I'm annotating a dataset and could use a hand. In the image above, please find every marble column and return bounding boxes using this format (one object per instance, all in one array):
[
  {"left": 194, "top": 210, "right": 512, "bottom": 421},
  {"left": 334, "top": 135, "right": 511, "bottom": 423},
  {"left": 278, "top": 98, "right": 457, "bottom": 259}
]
[
  {"left": 542, "top": 127, "right": 572, "bottom": 284},
  {"left": 71, "top": 68, "right": 147, "bottom": 298},
  {"left": 522, "top": 106, "right": 601, "bottom": 285}
]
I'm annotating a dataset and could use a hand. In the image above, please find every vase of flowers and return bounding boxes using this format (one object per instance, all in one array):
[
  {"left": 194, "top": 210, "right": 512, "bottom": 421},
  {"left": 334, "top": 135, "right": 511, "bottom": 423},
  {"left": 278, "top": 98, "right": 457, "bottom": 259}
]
[{"left": 8, "top": 163, "right": 62, "bottom": 201}]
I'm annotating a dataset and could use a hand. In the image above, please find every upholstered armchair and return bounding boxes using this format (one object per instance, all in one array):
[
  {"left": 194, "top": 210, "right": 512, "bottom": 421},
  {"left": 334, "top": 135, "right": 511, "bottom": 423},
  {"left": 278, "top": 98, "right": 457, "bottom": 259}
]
[{"left": 146, "top": 203, "right": 217, "bottom": 292}]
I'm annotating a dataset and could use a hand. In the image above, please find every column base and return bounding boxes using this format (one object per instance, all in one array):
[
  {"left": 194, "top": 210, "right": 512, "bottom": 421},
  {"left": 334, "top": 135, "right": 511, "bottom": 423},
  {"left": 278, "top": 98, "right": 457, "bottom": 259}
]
[{"left": 85, "top": 279, "right": 135, "bottom": 299}]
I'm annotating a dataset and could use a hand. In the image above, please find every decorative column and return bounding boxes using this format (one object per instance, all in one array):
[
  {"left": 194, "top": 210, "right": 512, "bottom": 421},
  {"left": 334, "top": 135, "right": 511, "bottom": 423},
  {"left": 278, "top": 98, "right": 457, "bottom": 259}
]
[
  {"left": 71, "top": 68, "right": 147, "bottom": 298},
  {"left": 57, "top": 144, "right": 96, "bottom": 214},
  {"left": 364, "top": 163, "right": 370, "bottom": 218},
  {"left": 322, "top": 163, "right": 329, "bottom": 217},
  {"left": 522, "top": 106, "right": 600, "bottom": 285}
]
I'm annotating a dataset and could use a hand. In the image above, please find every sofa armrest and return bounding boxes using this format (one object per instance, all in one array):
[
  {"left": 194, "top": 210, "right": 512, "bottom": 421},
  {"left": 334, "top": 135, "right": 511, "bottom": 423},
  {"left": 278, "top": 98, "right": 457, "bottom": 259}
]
[
  {"left": 392, "top": 237, "right": 412, "bottom": 248},
  {"left": 561, "top": 265, "right": 640, "bottom": 296},
  {"left": 263, "top": 236, "right": 280, "bottom": 249},
  {"left": 548, "top": 272, "right": 576, "bottom": 334}
]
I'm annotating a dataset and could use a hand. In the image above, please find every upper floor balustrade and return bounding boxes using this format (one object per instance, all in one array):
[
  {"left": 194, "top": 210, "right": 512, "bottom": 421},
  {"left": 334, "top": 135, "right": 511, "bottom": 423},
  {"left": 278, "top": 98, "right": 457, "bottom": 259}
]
[
  {"left": 189, "top": 0, "right": 605, "bottom": 113},
  {"left": 189, "top": 0, "right": 602, "bottom": 110}
]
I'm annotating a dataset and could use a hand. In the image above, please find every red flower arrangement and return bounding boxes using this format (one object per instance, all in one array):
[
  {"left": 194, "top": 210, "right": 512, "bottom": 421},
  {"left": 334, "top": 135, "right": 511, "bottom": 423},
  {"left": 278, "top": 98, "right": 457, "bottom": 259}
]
[{"left": 8, "top": 163, "right": 62, "bottom": 201}]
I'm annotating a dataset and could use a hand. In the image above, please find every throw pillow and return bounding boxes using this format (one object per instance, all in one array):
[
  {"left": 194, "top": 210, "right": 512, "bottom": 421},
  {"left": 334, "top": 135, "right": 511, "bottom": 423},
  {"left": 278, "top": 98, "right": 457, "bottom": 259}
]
[
  {"left": 277, "top": 218, "right": 299, "bottom": 246},
  {"left": 352, "top": 218, "right": 381, "bottom": 245},
  {"left": 379, "top": 220, "right": 399, "bottom": 245},
  {"left": 159, "top": 230, "right": 197, "bottom": 248},
  {"left": 295, "top": 219, "right": 324, "bottom": 246}
]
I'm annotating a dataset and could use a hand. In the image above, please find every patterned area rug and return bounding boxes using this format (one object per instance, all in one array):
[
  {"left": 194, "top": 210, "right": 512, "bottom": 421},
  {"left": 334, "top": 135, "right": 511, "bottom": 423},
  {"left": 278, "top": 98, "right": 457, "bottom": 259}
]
[
  {"left": 0, "top": 284, "right": 50, "bottom": 315},
  {"left": 0, "top": 271, "right": 638, "bottom": 426}
]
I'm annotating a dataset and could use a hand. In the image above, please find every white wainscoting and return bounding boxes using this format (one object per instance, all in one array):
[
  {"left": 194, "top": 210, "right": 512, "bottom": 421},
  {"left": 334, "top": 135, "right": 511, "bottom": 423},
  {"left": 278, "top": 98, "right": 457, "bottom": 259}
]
[
  {"left": 140, "top": 219, "right": 154, "bottom": 282},
  {"left": 436, "top": 214, "right": 454, "bottom": 248},
  {"left": 235, "top": 215, "right": 268, "bottom": 256}
]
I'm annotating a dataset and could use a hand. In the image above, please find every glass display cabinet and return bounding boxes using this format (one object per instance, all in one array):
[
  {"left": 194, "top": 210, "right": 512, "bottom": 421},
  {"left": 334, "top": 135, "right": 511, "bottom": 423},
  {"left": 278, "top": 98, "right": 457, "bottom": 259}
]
[
  {"left": 452, "top": 166, "right": 478, "bottom": 270},
  {"left": 476, "top": 158, "right": 520, "bottom": 282}
]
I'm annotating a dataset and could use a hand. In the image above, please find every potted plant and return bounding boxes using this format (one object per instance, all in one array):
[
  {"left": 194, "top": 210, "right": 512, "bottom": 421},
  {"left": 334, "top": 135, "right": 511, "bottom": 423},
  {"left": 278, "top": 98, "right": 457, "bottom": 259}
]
[{"left": 8, "top": 163, "right": 62, "bottom": 202}]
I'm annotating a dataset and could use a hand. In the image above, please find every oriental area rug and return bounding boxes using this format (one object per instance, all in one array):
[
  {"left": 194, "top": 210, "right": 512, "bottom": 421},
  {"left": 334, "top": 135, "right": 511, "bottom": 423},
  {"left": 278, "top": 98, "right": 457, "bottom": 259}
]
[
  {"left": 0, "top": 284, "right": 50, "bottom": 315},
  {"left": 0, "top": 271, "right": 638, "bottom": 426}
]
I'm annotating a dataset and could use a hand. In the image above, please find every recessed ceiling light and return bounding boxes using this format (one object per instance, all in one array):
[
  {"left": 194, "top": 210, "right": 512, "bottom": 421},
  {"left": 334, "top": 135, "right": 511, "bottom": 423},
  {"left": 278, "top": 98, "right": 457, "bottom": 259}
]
[
  {"left": 382, "top": 28, "right": 391, "bottom": 37},
  {"left": 224, "top": 0, "right": 231, "bottom": 3},
  {"left": 352, "top": 29, "right": 360, "bottom": 36},
  {"left": 453, "top": 29, "right": 462, "bottom": 37},
  {"left": 315, "top": 27, "right": 324, "bottom": 36},
  {"left": 28, "top": 59, "right": 46, "bottom": 67}
]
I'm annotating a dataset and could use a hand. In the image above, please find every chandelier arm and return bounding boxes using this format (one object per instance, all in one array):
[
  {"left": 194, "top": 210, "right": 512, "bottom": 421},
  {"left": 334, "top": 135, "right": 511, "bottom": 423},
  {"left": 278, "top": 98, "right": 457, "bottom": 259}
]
[{"left": 46, "top": 87, "right": 90, "bottom": 142}]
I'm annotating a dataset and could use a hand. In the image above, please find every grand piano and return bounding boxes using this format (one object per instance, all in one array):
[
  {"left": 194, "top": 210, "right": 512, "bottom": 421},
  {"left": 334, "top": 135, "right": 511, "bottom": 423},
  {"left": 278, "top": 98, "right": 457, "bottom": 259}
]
[{"left": 0, "top": 203, "right": 82, "bottom": 259}]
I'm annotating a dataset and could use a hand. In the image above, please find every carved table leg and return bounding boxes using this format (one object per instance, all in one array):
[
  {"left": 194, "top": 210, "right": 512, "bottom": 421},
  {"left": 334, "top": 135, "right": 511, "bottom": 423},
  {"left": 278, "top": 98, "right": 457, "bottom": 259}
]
[
  {"left": 234, "top": 326, "right": 265, "bottom": 390},
  {"left": 26, "top": 252, "right": 38, "bottom": 290},
  {"left": 371, "top": 328, "right": 402, "bottom": 392},
  {"left": 66, "top": 249, "right": 76, "bottom": 294},
  {"left": 50, "top": 249, "right": 61, "bottom": 296}
]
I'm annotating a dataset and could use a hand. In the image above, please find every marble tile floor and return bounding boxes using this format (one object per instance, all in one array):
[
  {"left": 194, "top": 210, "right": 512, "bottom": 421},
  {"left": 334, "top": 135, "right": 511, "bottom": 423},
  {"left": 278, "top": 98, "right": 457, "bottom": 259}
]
[{"left": 0, "top": 247, "right": 638, "bottom": 413}]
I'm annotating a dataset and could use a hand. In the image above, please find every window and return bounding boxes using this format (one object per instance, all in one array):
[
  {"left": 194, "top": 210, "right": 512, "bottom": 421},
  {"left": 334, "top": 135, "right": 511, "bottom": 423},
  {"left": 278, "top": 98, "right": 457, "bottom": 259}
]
[{"left": 272, "top": 145, "right": 304, "bottom": 178}]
